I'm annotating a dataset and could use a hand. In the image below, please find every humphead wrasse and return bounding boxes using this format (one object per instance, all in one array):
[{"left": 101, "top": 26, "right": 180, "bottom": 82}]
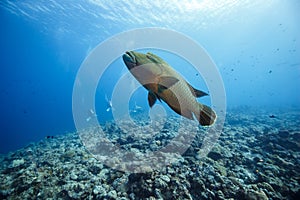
[{"left": 122, "top": 51, "right": 216, "bottom": 126}]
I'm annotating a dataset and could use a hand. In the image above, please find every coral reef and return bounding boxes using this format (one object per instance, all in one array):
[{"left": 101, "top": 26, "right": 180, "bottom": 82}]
[{"left": 0, "top": 107, "right": 299, "bottom": 199}]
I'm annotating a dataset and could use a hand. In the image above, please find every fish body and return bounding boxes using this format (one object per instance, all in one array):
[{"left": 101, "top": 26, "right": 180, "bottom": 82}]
[{"left": 122, "top": 51, "right": 216, "bottom": 126}]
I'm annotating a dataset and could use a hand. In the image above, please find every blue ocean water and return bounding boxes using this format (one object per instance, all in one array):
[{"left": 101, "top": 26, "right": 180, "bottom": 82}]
[{"left": 0, "top": 0, "right": 299, "bottom": 155}]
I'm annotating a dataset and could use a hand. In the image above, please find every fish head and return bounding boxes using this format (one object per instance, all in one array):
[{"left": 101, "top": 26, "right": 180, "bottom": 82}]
[
  {"left": 123, "top": 51, "right": 164, "bottom": 84},
  {"left": 122, "top": 51, "right": 137, "bottom": 70},
  {"left": 123, "top": 51, "right": 157, "bottom": 69},
  {"left": 123, "top": 51, "right": 166, "bottom": 69}
]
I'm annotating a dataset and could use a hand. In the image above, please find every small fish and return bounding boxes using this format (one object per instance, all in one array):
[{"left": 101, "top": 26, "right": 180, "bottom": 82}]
[
  {"left": 86, "top": 109, "right": 97, "bottom": 122},
  {"left": 269, "top": 115, "right": 276, "bottom": 118},
  {"left": 132, "top": 102, "right": 143, "bottom": 113},
  {"left": 123, "top": 51, "right": 216, "bottom": 126},
  {"left": 105, "top": 95, "right": 114, "bottom": 112},
  {"left": 86, "top": 117, "right": 92, "bottom": 122}
]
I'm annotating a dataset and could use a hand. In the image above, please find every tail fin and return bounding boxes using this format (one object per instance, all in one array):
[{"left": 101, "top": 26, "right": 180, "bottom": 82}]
[{"left": 197, "top": 104, "right": 217, "bottom": 126}]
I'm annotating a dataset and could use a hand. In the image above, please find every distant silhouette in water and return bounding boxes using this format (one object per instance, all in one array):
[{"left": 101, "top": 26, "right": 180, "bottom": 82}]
[{"left": 269, "top": 115, "right": 277, "bottom": 118}]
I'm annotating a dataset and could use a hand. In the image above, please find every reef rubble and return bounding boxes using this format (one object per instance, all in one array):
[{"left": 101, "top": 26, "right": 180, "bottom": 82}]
[{"left": 0, "top": 107, "right": 299, "bottom": 199}]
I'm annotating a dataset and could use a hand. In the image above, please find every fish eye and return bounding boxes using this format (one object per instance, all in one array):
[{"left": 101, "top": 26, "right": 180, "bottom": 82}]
[
  {"left": 146, "top": 54, "right": 152, "bottom": 59},
  {"left": 146, "top": 54, "right": 158, "bottom": 63}
]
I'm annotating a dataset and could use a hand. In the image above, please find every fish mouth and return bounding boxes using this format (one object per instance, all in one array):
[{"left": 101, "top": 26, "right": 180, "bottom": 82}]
[{"left": 123, "top": 51, "right": 136, "bottom": 69}]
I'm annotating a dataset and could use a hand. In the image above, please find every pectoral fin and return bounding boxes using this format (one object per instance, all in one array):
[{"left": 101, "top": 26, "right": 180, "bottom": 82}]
[
  {"left": 186, "top": 82, "right": 208, "bottom": 98},
  {"left": 148, "top": 92, "right": 157, "bottom": 107},
  {"left": 158, "top": 76, "right": 179, "bottom": 93}
]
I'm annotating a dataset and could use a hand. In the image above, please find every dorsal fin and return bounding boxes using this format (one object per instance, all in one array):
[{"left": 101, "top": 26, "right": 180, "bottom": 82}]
[{"left": 186, "top": 82, "right": 208, "bottom": 98}]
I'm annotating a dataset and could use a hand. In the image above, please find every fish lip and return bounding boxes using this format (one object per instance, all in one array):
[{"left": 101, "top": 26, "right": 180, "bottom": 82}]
[
  {"left": 125, "top": 51, "right": 136, "bottom": 64},
  {"left": 123, "top": 51, "right": 137, "bottom": 69}
]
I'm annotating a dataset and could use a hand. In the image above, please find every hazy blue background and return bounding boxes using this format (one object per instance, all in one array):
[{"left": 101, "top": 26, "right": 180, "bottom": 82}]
[{"left": 0, "top": 0, "right": 299, "bottom": 154}]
